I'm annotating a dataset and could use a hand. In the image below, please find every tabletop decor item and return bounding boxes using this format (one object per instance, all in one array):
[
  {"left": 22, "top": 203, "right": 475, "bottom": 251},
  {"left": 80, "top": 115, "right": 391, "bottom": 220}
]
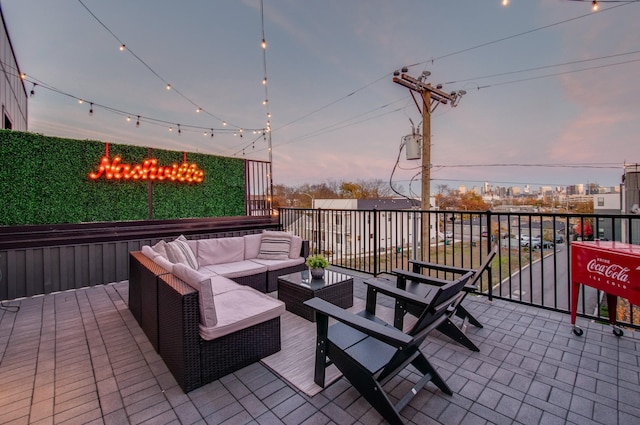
[{"left": 305, "top": 254, "right": 329, "bottom": 279}]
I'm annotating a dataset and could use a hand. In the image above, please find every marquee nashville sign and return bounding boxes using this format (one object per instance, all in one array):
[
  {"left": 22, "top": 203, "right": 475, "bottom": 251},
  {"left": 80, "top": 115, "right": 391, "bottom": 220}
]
[{"left": 89, "top": 156, "right": 204, "bottom": 183}]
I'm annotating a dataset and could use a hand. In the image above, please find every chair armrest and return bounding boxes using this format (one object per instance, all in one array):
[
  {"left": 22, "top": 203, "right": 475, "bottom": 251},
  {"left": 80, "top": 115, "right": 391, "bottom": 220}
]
[
  {"left": 392, "top": 268, "right": 455, "bottom": 287},
  {"left": 364, "top": 278, "right": 434, "bottom": 307},
  {"left": 408, "top": 260, "right": 472, "bottom": 276},
  {"left": 304, "top": 297, "right": 412, "bottom": 347}
]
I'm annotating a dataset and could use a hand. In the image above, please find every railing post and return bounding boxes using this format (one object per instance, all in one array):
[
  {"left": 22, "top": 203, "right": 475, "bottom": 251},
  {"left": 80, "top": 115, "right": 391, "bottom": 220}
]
[
  {"left": 486, "top": 209, "right": 493, "bottom": 301},
  {"left": 373, "top": 209, "right": 378, "bottom": 276},
  {"left": 316, "top": 209, "right": 322, "bottom": 255}
]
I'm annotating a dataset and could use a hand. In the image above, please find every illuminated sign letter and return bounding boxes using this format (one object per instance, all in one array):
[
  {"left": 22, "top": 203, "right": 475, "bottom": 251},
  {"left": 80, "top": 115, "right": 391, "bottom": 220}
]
[{"left": 89, "top": 156, "right": 204, "bottom": 183}]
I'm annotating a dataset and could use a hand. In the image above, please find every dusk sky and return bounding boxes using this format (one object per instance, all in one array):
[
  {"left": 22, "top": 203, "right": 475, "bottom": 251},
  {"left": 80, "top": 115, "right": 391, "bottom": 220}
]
[{"left": 2, "top": 0, "right": 639, "bottom": 195}]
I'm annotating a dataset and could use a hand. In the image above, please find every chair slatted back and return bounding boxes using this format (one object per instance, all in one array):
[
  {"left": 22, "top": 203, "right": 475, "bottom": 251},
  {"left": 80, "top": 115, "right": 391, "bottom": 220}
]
[{"left": 408, "top": 271, "right": 474, "bottom": 339}]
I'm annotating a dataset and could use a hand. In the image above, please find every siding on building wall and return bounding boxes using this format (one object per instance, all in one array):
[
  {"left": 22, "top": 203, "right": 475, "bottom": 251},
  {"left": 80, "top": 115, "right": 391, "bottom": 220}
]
[{"left": 0, "top": 7, "right": 28, "bottom": 131}]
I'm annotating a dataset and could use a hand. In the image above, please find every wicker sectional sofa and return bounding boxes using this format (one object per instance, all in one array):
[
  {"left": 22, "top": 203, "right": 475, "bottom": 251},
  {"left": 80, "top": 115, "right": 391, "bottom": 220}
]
[{"left": 128, "top": 231, "right": 309, "bottom": 392}]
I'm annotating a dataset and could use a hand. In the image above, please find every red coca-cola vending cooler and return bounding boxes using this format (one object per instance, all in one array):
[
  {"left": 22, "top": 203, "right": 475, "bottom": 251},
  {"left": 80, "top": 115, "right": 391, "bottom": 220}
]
[{"left": 571, "top": 241, "right": 640, "bottom": 336}]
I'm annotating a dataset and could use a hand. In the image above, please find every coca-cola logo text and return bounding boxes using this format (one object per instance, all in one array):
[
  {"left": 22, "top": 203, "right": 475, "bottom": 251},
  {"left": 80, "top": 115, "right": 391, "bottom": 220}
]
[{"left": 586, "top": 259, "right": 630, "bottom": 283}]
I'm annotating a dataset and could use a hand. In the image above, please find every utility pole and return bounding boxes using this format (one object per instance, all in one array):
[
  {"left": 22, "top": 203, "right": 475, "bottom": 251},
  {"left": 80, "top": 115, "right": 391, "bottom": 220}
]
[{"left": 392, "top": 69, "right": 465, "bottom": 211}]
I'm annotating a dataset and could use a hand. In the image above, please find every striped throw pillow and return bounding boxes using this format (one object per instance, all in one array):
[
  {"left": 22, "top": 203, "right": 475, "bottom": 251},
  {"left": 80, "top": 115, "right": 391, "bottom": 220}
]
[
  {"left": 166, "top": 235, "right": 199, "bottom": 270},
  {"left": 257, "top": 232, "right": 291, "bottom": 260}
]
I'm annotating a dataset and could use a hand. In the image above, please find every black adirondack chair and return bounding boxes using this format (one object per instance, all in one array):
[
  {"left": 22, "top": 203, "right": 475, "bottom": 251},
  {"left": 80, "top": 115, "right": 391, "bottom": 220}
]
[
  {"left": 393, "top": 245, "right": 498, "bottom": 352},
  {"left": 303, "top": 271, "right": 473, "bottom": 425}
]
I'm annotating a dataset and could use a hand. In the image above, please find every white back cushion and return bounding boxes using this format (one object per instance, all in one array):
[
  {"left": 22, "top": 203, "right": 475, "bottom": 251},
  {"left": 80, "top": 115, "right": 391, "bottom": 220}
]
[
  {"left": 173, "top": 263, "right": 217, "bottom": 327},
  {"left": 197, "top": 237, "right": 245, "bottom": 266}
]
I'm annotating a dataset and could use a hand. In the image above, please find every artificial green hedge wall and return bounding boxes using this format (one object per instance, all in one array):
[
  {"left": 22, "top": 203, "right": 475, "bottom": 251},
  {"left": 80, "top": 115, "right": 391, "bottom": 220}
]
[{"left": 0, "top": 131, "right": 245, "bottom": 225}]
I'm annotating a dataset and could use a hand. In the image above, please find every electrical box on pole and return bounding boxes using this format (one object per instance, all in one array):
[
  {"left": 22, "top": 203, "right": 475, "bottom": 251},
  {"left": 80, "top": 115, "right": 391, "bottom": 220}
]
[{"left": 392, "top": 69, "right": 466, "bottom": 210}]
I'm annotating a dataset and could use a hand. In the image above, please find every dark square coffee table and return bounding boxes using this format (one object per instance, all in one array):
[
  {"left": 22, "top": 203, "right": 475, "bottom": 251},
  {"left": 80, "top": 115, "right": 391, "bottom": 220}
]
[{"left": 277, "top": 270, "right": 354, "bottom": 321}]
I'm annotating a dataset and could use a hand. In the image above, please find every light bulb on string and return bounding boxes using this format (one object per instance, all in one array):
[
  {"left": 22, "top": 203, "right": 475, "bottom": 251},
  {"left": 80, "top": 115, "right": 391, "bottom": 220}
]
[
  {"left": 169, "top": 126, "right": 173, "bottom": 132},
  {"left": 78, "top": 99, "right": 84, "bottom": 104},
  {"left": 196, "top": 107, "right": 201, "bottom": 113},
  {"left": 592, "top": 1, "right": 599, "bottom": 12},
  {"left": 30, "top": 83, "right": 36, "bottom": 98},
  {"left": 210, "top": 129, "right": 214, "bottom": 138},
  {"left": 502, "top": 0, "right": 509, "bottom": 6},
  {"left": 119, "top": 44, "right": 126, "bottom": 51},
  {"left": 126, "top": 116, "right": 131, "bottom": 122},
  {"left": 20, "top": 73, "right": 26, "bottom": 80},
  {"left": 262, "top": 78, "right": 267, "bottom": 85},
  {"left": 166, "top": 83, "right": 171, "bottom": 90},
  {"left": 261, "top": 39, "right": 267, "bottom": 49},
  {"left": 177, "top": 124, "right": 181, "bottom": 134},
  {"left": 222, "top": 121, "right": 227, "bottom": 126},
  {"left": 136, "top": 116, "right": 140, "bottom": 127},
  {"left": 89, "top": 103, "right": 94, "bottom": 116}
]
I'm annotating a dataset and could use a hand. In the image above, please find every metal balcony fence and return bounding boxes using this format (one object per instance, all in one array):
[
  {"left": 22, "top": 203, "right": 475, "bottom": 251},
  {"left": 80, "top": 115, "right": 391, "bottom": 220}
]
[{"left": 279, "top": 207, "right": 640, "bottom": 330}]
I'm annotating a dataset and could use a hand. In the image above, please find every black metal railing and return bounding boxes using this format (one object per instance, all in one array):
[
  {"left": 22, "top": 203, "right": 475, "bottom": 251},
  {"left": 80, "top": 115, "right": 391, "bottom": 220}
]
[{"left": 279, "top": 207, "right": 640, "bottom": 329}]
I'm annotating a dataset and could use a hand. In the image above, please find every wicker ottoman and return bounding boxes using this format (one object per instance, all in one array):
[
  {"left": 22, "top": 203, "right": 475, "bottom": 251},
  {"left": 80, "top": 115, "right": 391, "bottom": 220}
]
[{"left": 277, "top": 270, "right": 353, "bottom": 321}]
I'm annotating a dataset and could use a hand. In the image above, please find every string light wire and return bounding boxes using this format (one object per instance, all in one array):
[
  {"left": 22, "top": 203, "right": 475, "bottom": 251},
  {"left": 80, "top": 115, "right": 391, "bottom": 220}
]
[{"left": 76, "top": 0, "right": 245, "bottom": 130}]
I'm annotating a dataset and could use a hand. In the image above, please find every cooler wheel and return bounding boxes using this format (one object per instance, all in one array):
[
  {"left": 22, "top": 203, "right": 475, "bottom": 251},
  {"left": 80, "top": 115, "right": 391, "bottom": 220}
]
[{"left": 572, "top": 326, "right": 583, "bottom": 336}]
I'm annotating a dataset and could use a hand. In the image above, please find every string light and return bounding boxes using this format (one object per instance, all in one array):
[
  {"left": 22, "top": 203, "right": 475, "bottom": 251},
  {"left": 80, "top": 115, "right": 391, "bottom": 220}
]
[
  {"left": 177, "top": 124, "right": 181, "bottom": 134},
  {"left": 261, "top": 39, "right": 267, "bottom": 49},
  {"left": 169, "top": 126, "right": 173, "bottom": 132},
  {"left": 119, "top": 44, "right": 125, "bottom": 51},
  {"left": 502, "top": 0, "right": 509, "bottom": 6},
  {"left": 3, "top": 48, "right": 268, "bottom": 145},
  {"left": 592, "top": 1, "right": 599, "bottom": 11},
  {"left": 166, "top": 83, "right": 171, "bottom": 90}
]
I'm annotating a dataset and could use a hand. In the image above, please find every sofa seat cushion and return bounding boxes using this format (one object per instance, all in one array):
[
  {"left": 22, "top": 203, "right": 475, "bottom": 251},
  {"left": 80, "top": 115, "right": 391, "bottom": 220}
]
[
  {"left": 251, "top": 257, "right": 305, "bottom": 271},
  {"left": 199, "top": 261, "right": 268, "bottom": 279},
  {"left": 197, "top": 237, "right": 245, "bottom": 266},
  {"left": 199, "top": 288, "right": 285, "bottom": 341}
]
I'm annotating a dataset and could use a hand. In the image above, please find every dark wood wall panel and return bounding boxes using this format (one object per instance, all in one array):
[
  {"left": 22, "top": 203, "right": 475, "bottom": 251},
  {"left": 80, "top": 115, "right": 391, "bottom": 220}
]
[{"left": 0, "top": 216, "right": 280, "bottom": 300}]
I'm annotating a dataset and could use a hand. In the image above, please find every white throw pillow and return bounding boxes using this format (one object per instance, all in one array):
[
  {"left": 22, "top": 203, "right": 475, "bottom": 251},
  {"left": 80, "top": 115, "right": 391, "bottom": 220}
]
[
  {"left": 257, "top": 231, "right": 291, "bottom": 260},
  {"left": 166, "top": 235, "right": 199, "bottom": 270},
  {"left": 151, "top": 240, "right": 169, "bottom": 258}
]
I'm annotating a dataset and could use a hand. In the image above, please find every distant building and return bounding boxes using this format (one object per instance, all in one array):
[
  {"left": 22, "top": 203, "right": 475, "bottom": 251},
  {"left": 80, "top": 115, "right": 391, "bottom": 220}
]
[
  {"left": 0, "top": 7, "right": 28, "bottom": 130},
  {"left": 593, "top": 193, "right": 622, "bottom": 241},
  {"left": 287, "top": 197, "right": 435, "bottom": 258}
]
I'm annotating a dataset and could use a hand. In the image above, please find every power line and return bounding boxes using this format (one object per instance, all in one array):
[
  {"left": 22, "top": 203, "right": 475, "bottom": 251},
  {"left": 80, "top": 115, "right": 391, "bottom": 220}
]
[
  {"left": 444, "top": 49, "right": 640, "bottom": 85},
  {"left": 435, "top": 163, "right": 621, "bottom": 169}
]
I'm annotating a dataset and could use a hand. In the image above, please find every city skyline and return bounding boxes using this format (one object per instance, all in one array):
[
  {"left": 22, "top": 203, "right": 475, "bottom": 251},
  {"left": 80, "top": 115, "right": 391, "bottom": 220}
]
[{"left": 1, "top": 1, "right": 638, "bottom": 193}]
